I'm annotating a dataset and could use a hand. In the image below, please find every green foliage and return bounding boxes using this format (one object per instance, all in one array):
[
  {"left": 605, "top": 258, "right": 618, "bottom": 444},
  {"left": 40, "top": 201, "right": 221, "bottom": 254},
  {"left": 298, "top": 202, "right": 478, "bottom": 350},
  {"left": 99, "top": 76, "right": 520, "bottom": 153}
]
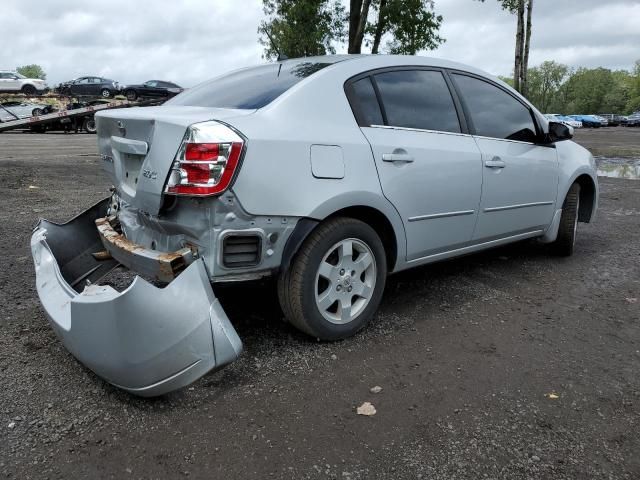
[
  {"left": 383, "top": 0, "right": 444, "bottom": 54},
  {"left": 523, "top": 60, "right": 640, "bottom": 115},
  {"left": 258, "top": 0, "right": 346, "bottom": 60},
  {"left": 260, "top": 0, "right": 444, "bottom": 59},
  {"left": 526, "top": 61, "right": 569, "bottom": 112},
  {"left": 16, "top": 64, "right": 46, "bottom": 80}
]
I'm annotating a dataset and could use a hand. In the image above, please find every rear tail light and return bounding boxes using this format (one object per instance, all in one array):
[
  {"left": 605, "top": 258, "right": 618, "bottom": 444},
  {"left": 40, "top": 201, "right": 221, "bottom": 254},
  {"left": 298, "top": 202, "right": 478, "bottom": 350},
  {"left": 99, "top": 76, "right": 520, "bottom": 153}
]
[{"left": 164, "top": 121, "right": 244, "bottom": 197}]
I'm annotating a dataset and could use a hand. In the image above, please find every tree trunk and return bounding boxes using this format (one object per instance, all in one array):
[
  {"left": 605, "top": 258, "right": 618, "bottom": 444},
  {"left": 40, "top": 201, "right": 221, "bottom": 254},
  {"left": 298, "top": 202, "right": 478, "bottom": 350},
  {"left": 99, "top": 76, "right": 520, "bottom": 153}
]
[
  {"left": 513, "top": 0, "right": 525, "bottom": 92},
  {"left": 522, "top": 0, "right": 533, "bottom": 96},
  {"left": 353, "top": 0, "right": 371, "bottom": 54},
  {"left": 348, "top": 0, "right": 363, "bottom": 53},
  {"left": 371, "top": 0, "right": 387, "bottom": 54}
]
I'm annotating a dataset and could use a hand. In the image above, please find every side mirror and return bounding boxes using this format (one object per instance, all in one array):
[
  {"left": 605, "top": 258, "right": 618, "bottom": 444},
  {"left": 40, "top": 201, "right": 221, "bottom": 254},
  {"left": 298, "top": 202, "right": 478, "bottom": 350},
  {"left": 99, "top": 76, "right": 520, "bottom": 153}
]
[{"left": 547, "top": 121, "right": 573, "bottom": 142}]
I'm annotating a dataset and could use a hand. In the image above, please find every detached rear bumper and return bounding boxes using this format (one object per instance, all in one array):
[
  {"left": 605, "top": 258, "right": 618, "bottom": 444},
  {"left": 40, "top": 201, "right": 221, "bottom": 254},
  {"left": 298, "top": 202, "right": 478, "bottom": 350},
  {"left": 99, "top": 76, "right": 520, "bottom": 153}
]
[{"left": 30, "top": 198, "right": 242, "bottom": 397}]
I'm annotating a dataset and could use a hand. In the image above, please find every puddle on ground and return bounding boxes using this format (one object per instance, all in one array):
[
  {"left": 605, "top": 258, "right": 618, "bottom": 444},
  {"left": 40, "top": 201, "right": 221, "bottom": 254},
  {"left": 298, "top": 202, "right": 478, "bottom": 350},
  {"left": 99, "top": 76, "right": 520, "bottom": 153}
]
[{"left": 596, "top": 157, "right": 640, "bottom": 180}]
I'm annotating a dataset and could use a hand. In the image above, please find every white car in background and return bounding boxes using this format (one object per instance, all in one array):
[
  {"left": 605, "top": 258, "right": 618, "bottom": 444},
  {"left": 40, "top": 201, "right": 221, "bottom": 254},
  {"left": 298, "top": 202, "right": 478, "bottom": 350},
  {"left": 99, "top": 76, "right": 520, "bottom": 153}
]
[
  {"left": 546, "top": 114, "right": 582, "bottom": 129},
  {"left": 0, "top": 70, "right": 48, "bottom": 95}
]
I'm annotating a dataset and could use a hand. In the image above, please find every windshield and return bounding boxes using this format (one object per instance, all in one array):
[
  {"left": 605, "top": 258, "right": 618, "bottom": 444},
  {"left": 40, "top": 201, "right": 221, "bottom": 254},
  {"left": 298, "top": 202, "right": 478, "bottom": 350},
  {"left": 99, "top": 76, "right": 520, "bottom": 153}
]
[
  {"left": 167, "top": 60, "right": 338, "bottom": 109},
  {"left": 15, "top": 73, "right": 26, "bottom": 79}
]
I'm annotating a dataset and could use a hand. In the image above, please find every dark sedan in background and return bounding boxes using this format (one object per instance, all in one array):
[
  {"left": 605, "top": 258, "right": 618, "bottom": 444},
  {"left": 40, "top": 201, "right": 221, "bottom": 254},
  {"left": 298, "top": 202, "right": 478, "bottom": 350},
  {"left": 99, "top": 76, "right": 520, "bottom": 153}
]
[
  {"left": 123, "top": 80, "right": 183, "bottom": 100},
  {"left": 57, "top": 76, "right": 121, "bottom": 98}
]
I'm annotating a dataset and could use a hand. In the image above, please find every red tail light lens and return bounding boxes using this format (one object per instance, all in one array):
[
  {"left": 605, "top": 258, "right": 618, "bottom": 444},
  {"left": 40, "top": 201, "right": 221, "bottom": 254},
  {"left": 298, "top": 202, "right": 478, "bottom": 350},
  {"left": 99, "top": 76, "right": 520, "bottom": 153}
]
[{"left": 164, "top": 122, "right": 244, "bottom": 197}]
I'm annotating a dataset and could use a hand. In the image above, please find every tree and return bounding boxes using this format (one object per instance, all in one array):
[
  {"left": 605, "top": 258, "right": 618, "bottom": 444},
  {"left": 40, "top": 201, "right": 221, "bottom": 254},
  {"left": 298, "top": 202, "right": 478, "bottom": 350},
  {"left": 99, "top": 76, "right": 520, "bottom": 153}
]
[
  {"left": 526, "top": 60, "right": 568, "bottom": 112},
  {"left": 478, "top": 0, "right": 533, "bottom": 94},
  {"left": 627, "top": 60, "right": 640, "bottom": 113},
  {"left": 383, "top": 0, "right": 444, "bottom": 54},
  {"left": 365, "top": 0, "right": 444, "bottom": 55},
  {"left": 348, "top": 0, "right": 371, "bottom": 53},
  {"left": 258, "top": 0, "right": 345, "bottom": 60},
  {"left": 262, "top": 0, "right": 445, "bottom": 59},
  {"left": 16, "top": 64, "right": 46, "bottom": 80}
]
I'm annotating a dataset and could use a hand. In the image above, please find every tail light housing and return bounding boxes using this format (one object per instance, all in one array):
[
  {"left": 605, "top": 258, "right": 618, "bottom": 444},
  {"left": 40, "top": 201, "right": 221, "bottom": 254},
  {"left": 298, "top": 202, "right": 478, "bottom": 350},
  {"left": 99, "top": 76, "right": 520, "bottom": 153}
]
[{"left": 164, "top": 121, "right": 244, "bottom": 196}]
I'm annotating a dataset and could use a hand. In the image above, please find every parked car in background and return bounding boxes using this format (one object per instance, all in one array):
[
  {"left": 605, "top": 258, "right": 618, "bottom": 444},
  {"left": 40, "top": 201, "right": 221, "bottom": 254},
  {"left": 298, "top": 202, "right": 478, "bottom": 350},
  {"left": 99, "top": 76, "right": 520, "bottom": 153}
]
[
  {"left": 58, "top": 76, "right": 121, "bottom": 98},
  {"left": 567, "top": 115, "right": 602, "bottom": 128},
  {"left": 0, "top": 101, "right": 53, "bottom": 122},
  {"left": 592, "top": 115, "right": 609, "bottom": 126},
  {"left": 621, "top": 113, "right": 640, "bottom": 127},
  {"left": 31, "top": 55, "right": 599, "bottom": 396},
  {"left": 545, "top": 114, "right": 582, "bottom": 128},
  {"left": 598, "top": 114, "right": 624, "bottom": 126},
  {"left": 0, "top": 70, "right": 48, "bottom": 95},
  {"left": 123, "top": 80, "right": 183, "bottom": 101}
]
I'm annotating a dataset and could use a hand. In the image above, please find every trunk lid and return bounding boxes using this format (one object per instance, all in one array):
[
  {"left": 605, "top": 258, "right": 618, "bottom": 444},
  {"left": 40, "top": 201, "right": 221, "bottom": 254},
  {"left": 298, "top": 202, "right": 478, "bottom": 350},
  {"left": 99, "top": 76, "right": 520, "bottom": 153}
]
[{"left": 95, "top": 106, "right": 253, "bottom": 215}]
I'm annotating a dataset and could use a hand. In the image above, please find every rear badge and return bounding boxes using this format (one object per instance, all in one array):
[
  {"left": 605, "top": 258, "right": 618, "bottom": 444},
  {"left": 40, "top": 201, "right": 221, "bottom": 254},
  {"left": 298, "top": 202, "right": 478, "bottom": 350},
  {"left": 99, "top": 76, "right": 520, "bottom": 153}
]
[
  {"left": 142, "top": 168, "right": 158, "bottom": 180},
  {"left": 100, "top": 154, "right": 113, "bottom": 163}
]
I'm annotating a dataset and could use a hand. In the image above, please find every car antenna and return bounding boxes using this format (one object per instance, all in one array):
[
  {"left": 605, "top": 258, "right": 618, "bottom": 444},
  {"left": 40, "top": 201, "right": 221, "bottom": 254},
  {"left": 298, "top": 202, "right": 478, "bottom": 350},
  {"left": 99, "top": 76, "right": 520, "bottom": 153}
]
[{"left": 265, "top": 29, "right": 288, "bottom": 65}]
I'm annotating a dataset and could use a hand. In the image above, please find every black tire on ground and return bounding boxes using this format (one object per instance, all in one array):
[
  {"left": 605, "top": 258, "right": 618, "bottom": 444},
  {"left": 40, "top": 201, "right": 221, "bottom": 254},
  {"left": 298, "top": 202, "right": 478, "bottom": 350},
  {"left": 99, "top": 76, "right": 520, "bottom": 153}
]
[
  {"left": 552, "top": 182, "right": 581, "bottom": 256},
  {"left": 278, "top": 217, "right": 387, "bottom": 341},
  {"left": 21, "top": 84, "right": 37, "bottom": 95},
  {"left": 101, "top": 88, "right": 112, "bottom": 98},
  {"left": 125, "top": 90, "right": 137, "bottom": 101},
  {"left": 32, "top": 108, "right": 44, "bottom": 117},
  {"left": 82, "top": 117, "right": 97, "bottom": 134}
]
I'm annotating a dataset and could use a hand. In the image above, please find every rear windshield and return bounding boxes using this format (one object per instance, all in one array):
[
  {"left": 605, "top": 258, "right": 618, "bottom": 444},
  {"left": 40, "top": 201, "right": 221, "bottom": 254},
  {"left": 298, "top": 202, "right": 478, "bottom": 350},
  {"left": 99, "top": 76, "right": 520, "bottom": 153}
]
[{"left": 167, "top": 61, "right": 334, "bottom": 109}]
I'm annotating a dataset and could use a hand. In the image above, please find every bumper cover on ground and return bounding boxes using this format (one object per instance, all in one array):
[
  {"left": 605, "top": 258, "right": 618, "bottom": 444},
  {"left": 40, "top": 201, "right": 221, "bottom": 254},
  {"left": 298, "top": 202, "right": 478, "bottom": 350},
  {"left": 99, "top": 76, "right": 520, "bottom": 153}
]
[{"left": 30, "top": 199, "right": 242, "bottom": 397}]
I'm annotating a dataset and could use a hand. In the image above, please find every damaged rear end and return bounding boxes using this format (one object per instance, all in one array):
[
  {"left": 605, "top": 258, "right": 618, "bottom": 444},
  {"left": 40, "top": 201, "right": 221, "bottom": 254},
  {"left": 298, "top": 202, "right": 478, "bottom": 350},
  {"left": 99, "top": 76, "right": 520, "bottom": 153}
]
[{"left": 30, "top": 106, "right": 254, "bottom": 396}]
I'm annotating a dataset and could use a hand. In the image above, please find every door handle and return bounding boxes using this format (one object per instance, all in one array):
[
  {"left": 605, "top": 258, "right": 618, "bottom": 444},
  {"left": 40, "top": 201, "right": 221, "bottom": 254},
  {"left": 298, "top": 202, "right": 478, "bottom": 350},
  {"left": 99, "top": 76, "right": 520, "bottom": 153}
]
[
  {"left": 484, "top": 157, "right": 506, "bottom": 169},
  {"left": 382, "top": 151, "right": 414, "bottom": 163}
]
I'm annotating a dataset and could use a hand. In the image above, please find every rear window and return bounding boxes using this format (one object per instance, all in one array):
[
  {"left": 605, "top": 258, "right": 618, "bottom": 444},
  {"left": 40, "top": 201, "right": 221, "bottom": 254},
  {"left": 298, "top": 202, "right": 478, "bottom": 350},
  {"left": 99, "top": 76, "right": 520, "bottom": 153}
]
[
  {"left": 167, "top": 61, "right": 335, "bottom": 109},
  {"left": 374, "top": 70, "right": 461, "bottom": 133}
]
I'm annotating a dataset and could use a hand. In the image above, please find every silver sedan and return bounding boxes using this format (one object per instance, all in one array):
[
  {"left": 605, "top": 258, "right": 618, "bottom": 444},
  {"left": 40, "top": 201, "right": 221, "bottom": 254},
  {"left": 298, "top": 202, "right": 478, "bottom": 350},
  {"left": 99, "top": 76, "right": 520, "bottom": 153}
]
[{"left": 31, "top": 55, "right": 598, "bottom": 396}]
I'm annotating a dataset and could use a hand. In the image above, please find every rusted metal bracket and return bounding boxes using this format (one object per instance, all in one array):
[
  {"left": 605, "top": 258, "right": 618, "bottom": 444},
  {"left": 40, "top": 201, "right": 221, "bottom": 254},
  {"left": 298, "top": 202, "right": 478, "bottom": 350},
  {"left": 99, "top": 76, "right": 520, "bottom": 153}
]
[{"left": 95, "top": 216, "right": 196, "bottom": 282}]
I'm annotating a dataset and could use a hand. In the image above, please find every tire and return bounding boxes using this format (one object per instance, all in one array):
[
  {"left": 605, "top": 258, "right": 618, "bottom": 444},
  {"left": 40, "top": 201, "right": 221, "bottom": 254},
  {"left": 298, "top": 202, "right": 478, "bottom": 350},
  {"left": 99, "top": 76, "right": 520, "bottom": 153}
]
[
  {"left": 125, "top": 89, "right": 137, "bottom": 101},
  {"left": 552, "top": 183, "right": 580, "bottom": 256},
  {"left": 32, "top": 108, "right": 44, "bottom": 117},
  {"left": 82, "top": 117, "right": 97, "bottom": 134},
  {"left": 21, "top": 84, "right": 36, "bottom": 95},
  {"left": 101, "top": 88, "right": 112, "bottom": 98},
  {"left": 278, "top": 217, "right": 387, "bottom": 340}
]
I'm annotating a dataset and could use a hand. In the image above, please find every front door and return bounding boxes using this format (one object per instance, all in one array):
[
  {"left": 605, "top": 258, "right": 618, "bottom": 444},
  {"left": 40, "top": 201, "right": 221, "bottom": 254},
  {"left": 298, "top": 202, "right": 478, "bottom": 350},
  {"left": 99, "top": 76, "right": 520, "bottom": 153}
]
[
  {"left": 450, "top": 73, "right": 559, "bottom": 241},
  {"left": 350, "top": 69, "right": 483, "bottom": 261}
]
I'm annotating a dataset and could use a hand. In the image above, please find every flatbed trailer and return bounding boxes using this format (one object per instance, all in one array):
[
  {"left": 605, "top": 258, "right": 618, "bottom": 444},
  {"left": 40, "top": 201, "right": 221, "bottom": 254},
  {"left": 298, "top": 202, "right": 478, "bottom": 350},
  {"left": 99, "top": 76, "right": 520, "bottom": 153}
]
[{"left": 0, "top": 99, "right": 162, "bottom": 133}]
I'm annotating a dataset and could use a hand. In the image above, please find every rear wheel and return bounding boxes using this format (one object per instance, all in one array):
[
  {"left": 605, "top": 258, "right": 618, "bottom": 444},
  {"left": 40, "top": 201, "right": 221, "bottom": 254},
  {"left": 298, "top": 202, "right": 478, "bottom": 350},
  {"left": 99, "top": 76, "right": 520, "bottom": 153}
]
[
  {"left": 82, "top": 117, "right": 97, "bottom": 134},
  {"left": 552, "top": 183, "right": 580, "bottom": 256},
  {"left": 278, "top": 217, "right": 387, "bottom": 340},
  {"left": 21, "top": 84, "right": 36, "bottom": 95}
]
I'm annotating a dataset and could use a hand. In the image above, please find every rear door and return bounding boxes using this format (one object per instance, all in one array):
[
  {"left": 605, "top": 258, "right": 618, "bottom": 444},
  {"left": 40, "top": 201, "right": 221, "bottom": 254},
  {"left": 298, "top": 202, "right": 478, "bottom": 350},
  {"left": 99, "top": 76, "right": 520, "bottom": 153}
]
[
  {"left": 450, "top": 73, "right": 559, "bottom": 241},
  {"left": 349, "top": 69, "right": 483, "bottom": 261}
]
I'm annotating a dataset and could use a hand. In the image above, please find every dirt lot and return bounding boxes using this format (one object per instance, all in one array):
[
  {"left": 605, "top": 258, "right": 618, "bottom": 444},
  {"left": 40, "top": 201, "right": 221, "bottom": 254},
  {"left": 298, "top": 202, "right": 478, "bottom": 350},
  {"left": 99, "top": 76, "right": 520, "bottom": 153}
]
[{"left": 1, "top": 129, "right": 639, "bottom": 479}]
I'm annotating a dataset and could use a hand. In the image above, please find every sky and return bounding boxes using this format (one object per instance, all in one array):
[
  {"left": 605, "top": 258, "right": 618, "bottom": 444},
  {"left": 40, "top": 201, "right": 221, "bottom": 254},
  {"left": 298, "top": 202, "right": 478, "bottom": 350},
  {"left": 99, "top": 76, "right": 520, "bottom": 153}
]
[{"left": 1, "top": 0, "right": 638, "bottom": 87}]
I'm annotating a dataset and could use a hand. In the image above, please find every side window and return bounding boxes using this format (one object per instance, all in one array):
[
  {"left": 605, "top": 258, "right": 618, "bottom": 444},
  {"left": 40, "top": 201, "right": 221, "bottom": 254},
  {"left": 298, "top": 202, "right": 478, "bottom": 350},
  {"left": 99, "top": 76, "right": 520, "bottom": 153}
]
[
  {"left": 374, "top": 70, "right": 461, "bottom": 133},
  {"left": 349, "top": 77, "right": 383, "bottom": 127},
  {"left": 452, "top": 74, "right": 537, "bottom": 142}
]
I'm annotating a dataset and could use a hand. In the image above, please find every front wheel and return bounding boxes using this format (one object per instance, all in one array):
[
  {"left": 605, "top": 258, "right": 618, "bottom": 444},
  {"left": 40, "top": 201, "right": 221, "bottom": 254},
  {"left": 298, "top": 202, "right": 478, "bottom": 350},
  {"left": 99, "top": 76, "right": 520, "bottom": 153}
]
[
  {"left": 552, "top": 183, "right": 580, "bottom": 256},
  {"left": 125, "top": 89, "right": 137, "bottom": 101},
  {"left": 278, "top": 217, "right": 387, "bottom": 341},
  {"left": 101, "top": 88, "right": 112, "bottom": 98}
]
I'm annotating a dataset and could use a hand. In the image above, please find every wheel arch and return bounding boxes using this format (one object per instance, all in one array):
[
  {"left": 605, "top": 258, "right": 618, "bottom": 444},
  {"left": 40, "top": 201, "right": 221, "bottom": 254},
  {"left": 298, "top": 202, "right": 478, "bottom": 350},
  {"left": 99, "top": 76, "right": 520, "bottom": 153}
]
[
  {"left": 573, "top": 173, "right": 597, "bottom": 223},
  {"left": 282, "top": 197, "right": 406, "bottom": 273}
]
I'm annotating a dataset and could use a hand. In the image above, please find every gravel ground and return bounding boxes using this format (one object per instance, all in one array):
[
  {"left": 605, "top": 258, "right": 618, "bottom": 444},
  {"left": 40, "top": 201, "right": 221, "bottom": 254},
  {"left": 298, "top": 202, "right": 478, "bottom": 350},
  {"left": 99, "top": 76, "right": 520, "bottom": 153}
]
[{"left": 0, "top": 130, "right": 639, "bottom": 479}]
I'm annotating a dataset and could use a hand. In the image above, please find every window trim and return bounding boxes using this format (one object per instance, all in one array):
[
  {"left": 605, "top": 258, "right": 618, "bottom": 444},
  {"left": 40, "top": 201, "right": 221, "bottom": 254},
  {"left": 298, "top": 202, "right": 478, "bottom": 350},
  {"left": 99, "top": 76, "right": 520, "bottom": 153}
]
[
  {"left": 445, "top": 69, "right": 544, "bottom": 145},
  {"left": 344, "top": 66, "right": 469, "bottom": 135}
]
